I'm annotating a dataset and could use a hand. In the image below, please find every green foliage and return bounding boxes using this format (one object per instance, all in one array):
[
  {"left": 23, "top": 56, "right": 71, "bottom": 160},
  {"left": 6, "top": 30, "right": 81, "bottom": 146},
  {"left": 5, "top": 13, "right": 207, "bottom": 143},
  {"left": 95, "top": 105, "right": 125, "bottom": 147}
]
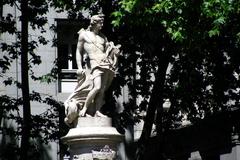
[
  {"left": 111, "top": 0, "right": 240, "bottom": 126},
  {"left": 109, "top": 1, "right": 240, "bottom": 158}
]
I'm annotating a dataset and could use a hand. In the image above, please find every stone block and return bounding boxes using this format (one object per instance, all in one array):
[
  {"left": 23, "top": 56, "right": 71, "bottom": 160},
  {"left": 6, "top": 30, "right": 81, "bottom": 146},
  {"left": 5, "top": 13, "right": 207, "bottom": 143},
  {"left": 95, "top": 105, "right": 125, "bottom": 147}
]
[{"left": 62, "top": 117, "right": 124, "bottom": 160}]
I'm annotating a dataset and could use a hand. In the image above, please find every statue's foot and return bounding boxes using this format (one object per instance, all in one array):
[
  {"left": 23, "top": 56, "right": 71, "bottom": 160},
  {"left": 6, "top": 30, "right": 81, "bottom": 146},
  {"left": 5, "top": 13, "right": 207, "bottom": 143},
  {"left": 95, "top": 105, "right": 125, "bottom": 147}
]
[
  {"left": 64, "top": 117, "right": 70, "bottom": 126},
  {"left": 64, "top": 118, "right": 74, "bottom": 128},
  {"left": 95, "top": 111, "right": 108, "bottom": 117},
  {"left": 79, "top": 107, "right": 87, "bottom": 117},
  {"left": 86, "top": 114, "right": 93, "bottom": 117}
]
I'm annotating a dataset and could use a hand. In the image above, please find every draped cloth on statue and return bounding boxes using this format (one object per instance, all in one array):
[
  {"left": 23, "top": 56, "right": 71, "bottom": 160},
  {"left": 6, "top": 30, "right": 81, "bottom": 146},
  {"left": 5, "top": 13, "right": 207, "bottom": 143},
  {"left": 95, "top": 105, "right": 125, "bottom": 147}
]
[
  {"left": 64, "top": 69, "right": 93, "bottom": 127},
  {"left": 64, "top": 39, "right": 121, "bottom": 127}
]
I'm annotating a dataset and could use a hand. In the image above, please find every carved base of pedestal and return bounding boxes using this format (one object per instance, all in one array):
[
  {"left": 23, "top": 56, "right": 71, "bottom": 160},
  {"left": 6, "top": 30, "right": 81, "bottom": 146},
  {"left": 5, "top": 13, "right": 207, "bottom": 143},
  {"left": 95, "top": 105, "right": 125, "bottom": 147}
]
[{"left": 61, "top": 117, "right": 124, "bottom": 160}]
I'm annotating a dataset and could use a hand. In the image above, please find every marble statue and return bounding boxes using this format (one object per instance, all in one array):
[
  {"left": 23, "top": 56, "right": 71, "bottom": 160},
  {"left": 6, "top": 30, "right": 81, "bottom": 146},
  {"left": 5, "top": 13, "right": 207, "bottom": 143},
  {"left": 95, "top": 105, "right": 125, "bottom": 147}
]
[{"left": 64, "top": 14, "right": 121, "bottom": 127}]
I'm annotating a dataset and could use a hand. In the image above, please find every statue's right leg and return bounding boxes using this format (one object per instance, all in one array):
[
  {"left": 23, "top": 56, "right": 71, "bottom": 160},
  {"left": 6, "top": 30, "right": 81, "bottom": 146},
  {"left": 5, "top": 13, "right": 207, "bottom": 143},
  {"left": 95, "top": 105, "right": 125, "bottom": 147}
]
[{"left": 79, "top": 75, "right": 102, "bottom": 117}]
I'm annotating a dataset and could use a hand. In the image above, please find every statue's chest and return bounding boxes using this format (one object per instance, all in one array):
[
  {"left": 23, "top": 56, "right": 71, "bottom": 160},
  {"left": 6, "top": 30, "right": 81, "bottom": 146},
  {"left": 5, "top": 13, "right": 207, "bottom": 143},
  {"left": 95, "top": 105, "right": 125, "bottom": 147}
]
[{"left": 85, "top": 32, "right": 105, "bottom": 46}]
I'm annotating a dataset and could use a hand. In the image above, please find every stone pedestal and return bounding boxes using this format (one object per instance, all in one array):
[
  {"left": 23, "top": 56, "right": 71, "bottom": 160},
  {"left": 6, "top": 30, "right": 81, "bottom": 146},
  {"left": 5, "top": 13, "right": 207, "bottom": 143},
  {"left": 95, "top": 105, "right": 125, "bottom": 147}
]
[
  {"left": 188, "top": 151, "right": 202, "bottom": 160},
  {"left": 220, "top": 144, "right": 240, "bottom": 160},
  {"left": 62, "top": 117, "right": 124, "bottom": 160}
]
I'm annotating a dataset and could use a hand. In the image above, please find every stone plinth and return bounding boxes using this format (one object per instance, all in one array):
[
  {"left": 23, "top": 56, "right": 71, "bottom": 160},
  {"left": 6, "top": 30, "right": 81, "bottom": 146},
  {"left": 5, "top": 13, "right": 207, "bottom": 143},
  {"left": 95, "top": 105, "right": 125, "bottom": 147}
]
[
  {"left": 62, "top": 117, "right": 124, "bottom": 160},
  {"left": 188, "top": 151, "right": 202, "bottom": 160}
]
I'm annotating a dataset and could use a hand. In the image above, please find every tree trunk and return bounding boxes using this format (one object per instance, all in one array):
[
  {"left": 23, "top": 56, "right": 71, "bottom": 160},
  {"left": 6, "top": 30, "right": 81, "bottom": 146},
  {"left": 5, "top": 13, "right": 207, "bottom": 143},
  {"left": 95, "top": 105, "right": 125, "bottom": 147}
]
[
  {"left": 20, "top": 0, "right": 31, "bottom": 159},
  {"left": 155, "top": 55, "right": 170, "bottom": 159},
  {"left": 136, "top": 53, "right": 169, "bottom": 160}
]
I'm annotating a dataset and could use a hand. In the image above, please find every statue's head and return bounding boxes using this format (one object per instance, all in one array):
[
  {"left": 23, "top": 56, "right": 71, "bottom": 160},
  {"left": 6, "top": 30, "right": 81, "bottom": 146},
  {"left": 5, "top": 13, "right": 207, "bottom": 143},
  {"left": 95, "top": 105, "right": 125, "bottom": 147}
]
[
  {"left": 89, "top": 14, "right": 104, "bottom": 30},
  {"left": 90, "top": 14, "right": 104, "bottom": 25}
]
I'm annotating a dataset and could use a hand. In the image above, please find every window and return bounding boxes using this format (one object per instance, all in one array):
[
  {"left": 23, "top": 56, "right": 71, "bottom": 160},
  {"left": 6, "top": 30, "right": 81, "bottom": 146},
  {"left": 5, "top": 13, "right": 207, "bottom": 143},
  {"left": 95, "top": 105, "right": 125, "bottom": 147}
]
[
  {"left": 58, "top": 44, "right": 77, "bottom": 70},
  {"left": 56, "top": 19, "right": 87, "bottom": 93}
]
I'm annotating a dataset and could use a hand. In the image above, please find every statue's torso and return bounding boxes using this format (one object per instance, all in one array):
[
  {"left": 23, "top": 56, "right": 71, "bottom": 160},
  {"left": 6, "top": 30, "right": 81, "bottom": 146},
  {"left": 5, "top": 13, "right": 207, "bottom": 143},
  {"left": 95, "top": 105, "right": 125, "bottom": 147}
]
[{"left": 83, "top": 31, "right": 106, "bottom": 64}]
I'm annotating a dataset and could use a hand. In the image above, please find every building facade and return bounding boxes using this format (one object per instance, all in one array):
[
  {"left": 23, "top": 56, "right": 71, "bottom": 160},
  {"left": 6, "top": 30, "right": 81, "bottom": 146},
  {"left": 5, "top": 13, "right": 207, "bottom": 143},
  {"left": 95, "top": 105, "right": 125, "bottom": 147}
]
[{"left": 0, "top": 3, "right": 130, "bottom": 160}]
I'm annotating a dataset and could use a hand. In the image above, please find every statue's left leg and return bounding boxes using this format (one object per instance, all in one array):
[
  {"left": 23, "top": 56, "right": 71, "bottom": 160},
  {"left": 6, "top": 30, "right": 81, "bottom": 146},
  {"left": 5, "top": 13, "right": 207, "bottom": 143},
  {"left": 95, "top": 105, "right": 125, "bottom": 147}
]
[
  {"left": 94, "top": 70, "right": 114, "bottom": 117},
  {"left": 94, "top": 73, "right": 107, "bottom": 117},
  {"left": 105, "top": 71, "right": 114, "bottom": 90}
]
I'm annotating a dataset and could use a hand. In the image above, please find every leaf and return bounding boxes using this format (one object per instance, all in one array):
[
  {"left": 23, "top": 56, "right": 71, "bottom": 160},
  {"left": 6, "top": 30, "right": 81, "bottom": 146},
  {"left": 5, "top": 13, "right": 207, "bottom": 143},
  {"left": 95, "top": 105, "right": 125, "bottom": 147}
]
[
  {"left": 111, "top": 11, "right": 123, "bottom": 27},
  {"left": 172, "top": 31, "right": 183, "bottom": 41},
  {"left": 120, "top": 0, "right": 136, "bottom": 13},
  {"left": 3, "top": 78, "right": 13, "bottom": 86},
  {"left": 161, "top": 20, "right": 167, "bottom": 27},
  {"left": 208, "top": 28, "right": 220, "bottom": 37},
  {"left": 38, "top": 36, "right": 49, "bottom": 45},
  {"left": 213, "top": 16, "right": 226, "bottom": 25}
]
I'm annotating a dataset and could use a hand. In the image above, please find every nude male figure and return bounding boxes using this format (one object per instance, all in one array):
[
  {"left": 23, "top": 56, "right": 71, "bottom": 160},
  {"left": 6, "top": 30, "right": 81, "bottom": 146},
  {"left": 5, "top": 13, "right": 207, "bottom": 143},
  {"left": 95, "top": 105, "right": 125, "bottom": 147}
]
[
  {"left": 64, "top": 14, "right": 121, "bottom": 126},
  {"left": 77, "top": 14, "right": 108, "bottom": 117}
]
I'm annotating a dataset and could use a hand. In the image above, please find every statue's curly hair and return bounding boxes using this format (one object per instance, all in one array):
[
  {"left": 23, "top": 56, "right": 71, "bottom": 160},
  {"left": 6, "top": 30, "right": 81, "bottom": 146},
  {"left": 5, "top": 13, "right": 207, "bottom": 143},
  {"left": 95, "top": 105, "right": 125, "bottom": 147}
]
[{"left": 88, "top": 14, "right": 105, "bottom": 30}]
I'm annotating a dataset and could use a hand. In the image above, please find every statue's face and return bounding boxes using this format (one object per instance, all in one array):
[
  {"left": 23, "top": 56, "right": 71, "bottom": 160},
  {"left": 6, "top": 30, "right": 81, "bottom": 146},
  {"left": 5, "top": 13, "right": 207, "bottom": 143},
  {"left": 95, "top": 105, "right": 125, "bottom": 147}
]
[{"left": 95, "top": 20, "right": 104, "bottom": 30}]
